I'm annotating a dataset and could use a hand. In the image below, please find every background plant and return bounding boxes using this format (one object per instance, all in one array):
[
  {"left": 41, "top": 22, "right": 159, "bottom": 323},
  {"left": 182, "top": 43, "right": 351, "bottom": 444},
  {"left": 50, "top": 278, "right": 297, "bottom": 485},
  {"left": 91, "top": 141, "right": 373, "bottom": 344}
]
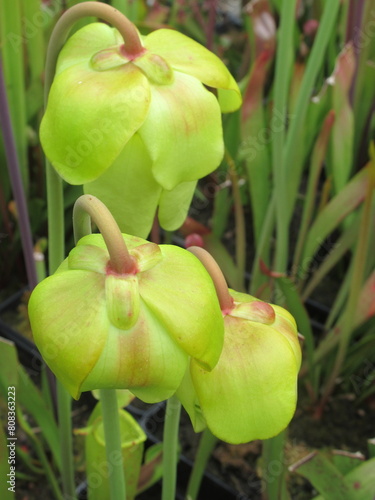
[{"left": 1, "top": 0, "right": 374, "bottom": 499}]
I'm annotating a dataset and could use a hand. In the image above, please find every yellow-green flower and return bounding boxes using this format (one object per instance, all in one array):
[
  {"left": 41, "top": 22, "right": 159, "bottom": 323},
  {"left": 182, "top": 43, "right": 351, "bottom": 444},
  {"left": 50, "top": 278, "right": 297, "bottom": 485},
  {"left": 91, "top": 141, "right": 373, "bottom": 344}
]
[
  {"left": 40, "top": 23, "right": 241, "bottom": 236},
  {"left": 177, "top": 290, "right": 302, "bottom": 444},
  {"left": 28, "top": 234, "right": 224, "bottom": 401}
]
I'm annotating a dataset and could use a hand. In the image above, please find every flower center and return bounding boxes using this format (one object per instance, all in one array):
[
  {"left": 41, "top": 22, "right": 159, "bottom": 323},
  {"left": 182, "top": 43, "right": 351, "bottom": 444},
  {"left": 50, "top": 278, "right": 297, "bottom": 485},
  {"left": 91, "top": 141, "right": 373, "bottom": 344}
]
[
  {"left": 132, "top": 52, "right": 174, "bottom": 86},
  {"left": 90, "top": 45, "right": 133, "bottom": 71},
  {"left": 91, "top": 46, "right": 174, "bottom": 86}
]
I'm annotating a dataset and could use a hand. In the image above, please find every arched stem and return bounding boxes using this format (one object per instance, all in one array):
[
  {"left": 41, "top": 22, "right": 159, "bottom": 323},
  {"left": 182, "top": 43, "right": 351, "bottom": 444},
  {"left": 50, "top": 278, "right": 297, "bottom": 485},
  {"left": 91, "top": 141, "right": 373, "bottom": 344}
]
[
  {"left": 188, "top": 246, "right": 234, "bottom": 313},
  {"left": 73, "top": 195, "right": 136, "bottom": 275},
  {"left": 45, "top": 1, "right": 143, "bottom": 98}
]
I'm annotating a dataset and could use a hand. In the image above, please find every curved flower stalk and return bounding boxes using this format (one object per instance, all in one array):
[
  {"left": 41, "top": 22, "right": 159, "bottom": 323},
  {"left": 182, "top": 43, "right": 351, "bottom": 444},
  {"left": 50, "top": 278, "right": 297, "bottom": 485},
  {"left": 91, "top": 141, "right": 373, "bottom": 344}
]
[
  {"left": 177, "top": 247, "right": 302, "bottom": 444},
  {"left": 28, "top": 196, "right": 224, "bottom": 401},
  {"left": 41, "top": 4, "right": 242, "bottom": 236}
]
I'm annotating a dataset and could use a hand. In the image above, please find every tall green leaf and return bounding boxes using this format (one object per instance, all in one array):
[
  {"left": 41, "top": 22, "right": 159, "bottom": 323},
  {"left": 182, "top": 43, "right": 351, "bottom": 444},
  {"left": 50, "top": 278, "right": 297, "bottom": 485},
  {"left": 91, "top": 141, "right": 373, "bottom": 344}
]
[{"left": 0, "top": 0, "right": 28, "bottom": 191}]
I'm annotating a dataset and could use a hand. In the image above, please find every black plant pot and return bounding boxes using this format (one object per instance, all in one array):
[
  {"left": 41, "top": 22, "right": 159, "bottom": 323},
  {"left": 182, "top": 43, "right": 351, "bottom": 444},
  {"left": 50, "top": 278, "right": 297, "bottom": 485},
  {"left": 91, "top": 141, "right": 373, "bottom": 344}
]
[{"left": 0, "top": 288, "right": 43, "bottom": 372}]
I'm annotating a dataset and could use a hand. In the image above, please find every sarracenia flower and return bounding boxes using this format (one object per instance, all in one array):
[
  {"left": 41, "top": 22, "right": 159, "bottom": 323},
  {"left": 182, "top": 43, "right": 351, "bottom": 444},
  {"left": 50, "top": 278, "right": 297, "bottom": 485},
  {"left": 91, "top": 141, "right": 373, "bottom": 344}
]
[
  {"left": 28, "top": 230, "right": 224, "bottom": 402},
  {"left": 41, "top": 10, "right": 241, "bottom": 236},
  {"left": 176, "top": 248, "right": 302, "bottom": 444}
]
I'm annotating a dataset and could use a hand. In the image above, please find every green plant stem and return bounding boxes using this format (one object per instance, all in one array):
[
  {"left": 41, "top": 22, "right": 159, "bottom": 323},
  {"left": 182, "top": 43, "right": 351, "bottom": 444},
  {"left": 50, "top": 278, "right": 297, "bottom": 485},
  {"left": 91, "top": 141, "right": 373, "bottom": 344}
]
[
  {"left": 271, "top": 0, "right": 297, "bottom": 273},
  {"left": 203, "top": 234, "right": 243, "bottom": 291},
  {"left": 187, "top": 246, "right": 234, "bottom": 313},
  {"left": 73, "top": 194, "right": 136, "bottom": 273},
  {"left": 74, "top": 196, "right": 132, "bottom": 499},
  {"left": 283, "top": 0, "right": 341, "bottom": 221},
  {"left": 45, "top": 168, "right": 64, "bottom": 276},
  {"left": 301, "top": 223, "right": 358, "bottom": 302},
  {"left": 292, "top": 111, "right": 335, "bottom": 278},
  {"left": 56, "top": 384, "right": 76, "bottom": 498},
  {"left": 226, "top": 151, "right": 246, "bottom": 291},
  {"left": 16, "top": 447, "right": 45, "bottom": 475},
  {"left": 262, "top": 431, "right": 288, "bottom": 500},
  {"left": 17, "top": 409, "right": 64, "bottom": 500},
  {"left": 45, "top": 158, "right": 72, "bottom": 499},
  {"left": 169, "top": 0, "right": 179, "bottom": 26},
  {"left": 186, "top": 428, "right": 218, "bottom": 500},
  {"left": 262, "top": 4, "right": 298, "bottom": 491},
  {"left": 99, "top": 389, "right": 127, "bottom": 500},
  {"left": 22, "top": 0, "right": 45, "bottom": 87},
  {"left": 162, "top": 396, "right": 182, "bottom": 500},
  {"left": 249, "top": 195, "right": 275, "bottom": 298},
  {"left": 45, "top": 156, "right": 72, "bottom": 499},
  {"left": 0, "top": 0, "right": 28, "bottom": 191},
  {"left": 319, "top": 161, "right": 375, "bottom": 408}
]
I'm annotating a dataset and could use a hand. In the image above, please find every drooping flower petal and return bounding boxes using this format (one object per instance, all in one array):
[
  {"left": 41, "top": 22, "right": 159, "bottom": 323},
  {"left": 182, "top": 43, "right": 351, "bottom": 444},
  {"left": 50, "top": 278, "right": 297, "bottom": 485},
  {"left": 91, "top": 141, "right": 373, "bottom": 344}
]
[
  {"left": 190, "top": 316, "right": 299, "bottom": 444},
  {"left": 81, "top": 305, "right": 189, "bottom": 403},
  {"left": 29, "top": 270, "right": 107, "bottom": 399},
  {"left": 41, "top": 25, "right": 150, "bottom": 185},
  {"left": 144, "top": 29, "right": 242, "bottom": 112},
  {"left": 84, "top": 134, "right": 162, "bottom": 238},
  {"left": 271, "top": 304, "right": 302, "bottom": 367},
  {"left": 137, "top": 245, "right": 224, "bottom": 370},
  {"left": 175, "top": 367, "right": 207, "bottom": 433},
  {"left": 158, "top": 180, "right": 197, "bottom": 231},
  {"left": 139, "top": 71, "right": 223, "bottom": 190},
  {"left": 229, "top": 290, "right": 301, "bottom": 367}
]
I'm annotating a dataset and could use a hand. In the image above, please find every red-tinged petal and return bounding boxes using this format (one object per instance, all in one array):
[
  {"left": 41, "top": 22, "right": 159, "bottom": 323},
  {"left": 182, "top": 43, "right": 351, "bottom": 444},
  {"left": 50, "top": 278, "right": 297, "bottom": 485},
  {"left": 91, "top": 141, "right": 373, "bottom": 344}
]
[
  {"left": 139, "top": 71, "right": 223, "bottom": 190},
  {"left": 81, "top": 305, "right": 189, "bottom": 403},
  {"left": 68, "top": 244, "right": 108, "bottom": 274}
]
